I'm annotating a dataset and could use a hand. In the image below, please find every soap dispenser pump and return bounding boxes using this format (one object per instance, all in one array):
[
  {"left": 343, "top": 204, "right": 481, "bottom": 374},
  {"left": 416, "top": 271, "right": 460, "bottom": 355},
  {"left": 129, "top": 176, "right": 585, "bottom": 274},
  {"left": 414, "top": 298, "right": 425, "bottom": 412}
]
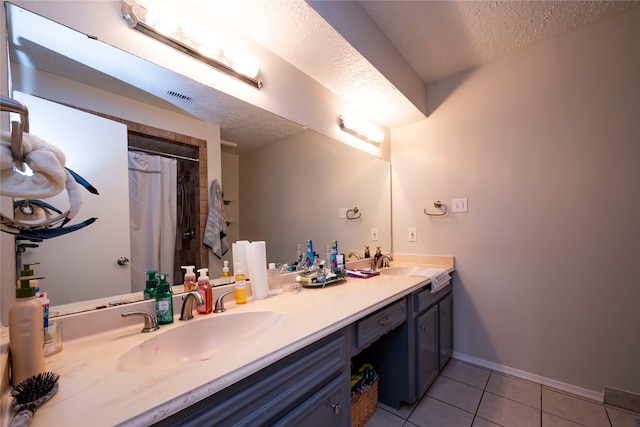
[
  {"left": 9, "top": 264, "right": 46, "bottom": 385},
  {"left": 196, "top": 268, "right": 213, "bottom": 314},
  {"left": 144, "top": 269, "right": 158, "bottom": 300},
  {"left": 155, "top": 273, "right": 174, "bottom": 324},
  {"left": 220, "top": 260, "right": 231, "bottom": 284},
  {"left": 181, "top": 265, "right": 196, "bottom": 291}
]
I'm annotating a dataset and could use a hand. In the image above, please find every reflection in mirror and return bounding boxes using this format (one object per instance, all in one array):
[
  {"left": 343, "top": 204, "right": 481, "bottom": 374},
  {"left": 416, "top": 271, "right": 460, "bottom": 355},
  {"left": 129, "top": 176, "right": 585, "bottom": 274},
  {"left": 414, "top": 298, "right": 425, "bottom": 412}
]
[{"left": 3, "top": 3, "right": 391, "bottom": 319}]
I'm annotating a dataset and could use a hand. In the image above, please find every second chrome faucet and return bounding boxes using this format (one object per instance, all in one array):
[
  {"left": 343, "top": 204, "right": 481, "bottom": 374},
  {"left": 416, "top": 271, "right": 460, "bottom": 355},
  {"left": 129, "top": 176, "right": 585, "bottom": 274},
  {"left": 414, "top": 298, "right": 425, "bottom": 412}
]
[{"left": 179, "top": 291, "right": 205, "bottom": 321}]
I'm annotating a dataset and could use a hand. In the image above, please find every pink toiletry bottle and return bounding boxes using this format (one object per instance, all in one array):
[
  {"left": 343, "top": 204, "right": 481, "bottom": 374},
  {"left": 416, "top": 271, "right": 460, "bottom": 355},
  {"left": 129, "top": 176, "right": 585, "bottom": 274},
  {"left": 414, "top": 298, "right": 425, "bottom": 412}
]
[{"left": 196, "top": 268, "right": 213, "bottom": 314}]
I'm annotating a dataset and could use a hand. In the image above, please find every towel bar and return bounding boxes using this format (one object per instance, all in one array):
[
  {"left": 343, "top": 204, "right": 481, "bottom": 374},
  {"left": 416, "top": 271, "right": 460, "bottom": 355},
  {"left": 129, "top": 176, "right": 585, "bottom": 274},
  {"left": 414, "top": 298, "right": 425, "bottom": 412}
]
[{"left": 424, "top": 200, "right": 447, "bottom": 216}]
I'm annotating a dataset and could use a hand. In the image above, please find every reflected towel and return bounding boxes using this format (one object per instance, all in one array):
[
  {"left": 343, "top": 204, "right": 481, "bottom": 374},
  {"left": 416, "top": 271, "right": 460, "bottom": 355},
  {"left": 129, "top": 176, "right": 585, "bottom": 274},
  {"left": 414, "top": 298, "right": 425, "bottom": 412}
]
[
  {"left": 1, "top": 130, "right": 84, "bottom": 223},
  {"left": 1, "top": 130, "right": 67, "bottom": 198},
  {"left": 415, "top": 268, "right": 451, "bottom": 293},
  {"left": 203, "top": 179, "right": 229, "bottom": 259}
]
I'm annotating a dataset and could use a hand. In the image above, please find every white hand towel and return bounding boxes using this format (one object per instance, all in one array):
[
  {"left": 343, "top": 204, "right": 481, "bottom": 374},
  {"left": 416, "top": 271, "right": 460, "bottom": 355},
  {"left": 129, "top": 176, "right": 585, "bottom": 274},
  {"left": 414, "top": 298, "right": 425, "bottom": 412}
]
[
  {"left": 1, "top": 130, "right": 67, "bottom": 198},
  {"left": 415, "top": 268, "right": 451, "bottom": 293}
]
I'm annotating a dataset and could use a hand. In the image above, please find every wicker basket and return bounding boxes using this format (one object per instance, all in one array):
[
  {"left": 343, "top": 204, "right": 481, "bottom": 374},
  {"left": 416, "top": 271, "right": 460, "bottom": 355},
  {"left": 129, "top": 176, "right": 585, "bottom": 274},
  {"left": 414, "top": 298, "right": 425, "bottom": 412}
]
[{"left": 351, "top": 377, "right": 379, "bottom": 427}]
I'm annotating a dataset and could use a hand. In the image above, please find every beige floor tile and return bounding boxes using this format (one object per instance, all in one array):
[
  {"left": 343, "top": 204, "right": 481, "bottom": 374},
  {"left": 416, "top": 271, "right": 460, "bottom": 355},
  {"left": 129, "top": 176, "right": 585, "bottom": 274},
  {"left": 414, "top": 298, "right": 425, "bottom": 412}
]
[
  {"left": 409, "top": 396, "right": 474, "bottom": 427},
  {"left": 472, "top": 417, "right": 502, "bottom": 427},
  {"left": 485, "top": 372, "right": 542, "bottom": 409},
  {"left": 365, "top": 407, "right": 406, "bottom": 427},
  {"left": 441, "top": 359, "right": 491, "bottom": 389},
  {"left": 477, "top": 392, "right": 541, "bottom": 427},
  {"left": 427, "top": 375, "right": 484, "bottom": 413},
  {"left": 542, "top": 388, "right": 610, "bottom": 427},
  {"left": 606, "top": 404, "right": 640, "bottom": 427},
  {"left": 542, "top": 412, "right": 589, "bottom": 427}
]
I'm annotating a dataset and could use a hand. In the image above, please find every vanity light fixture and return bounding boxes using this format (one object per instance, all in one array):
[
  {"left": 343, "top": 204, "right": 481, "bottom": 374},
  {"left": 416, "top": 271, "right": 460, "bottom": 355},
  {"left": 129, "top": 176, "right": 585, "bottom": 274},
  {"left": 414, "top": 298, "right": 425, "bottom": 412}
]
[
  {"left": 122, "top": 1, "right": 262, "bottom": 89},
  {"left": 339, "top": 115, "right": 384, "bottom": 146}
]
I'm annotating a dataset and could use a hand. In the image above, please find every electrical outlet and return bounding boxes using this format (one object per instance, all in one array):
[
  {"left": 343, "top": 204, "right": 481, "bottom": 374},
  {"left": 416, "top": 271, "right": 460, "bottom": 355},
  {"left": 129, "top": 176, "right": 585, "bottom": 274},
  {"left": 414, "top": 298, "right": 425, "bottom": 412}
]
[
  {"left": 408, "top": 227, "right": 417, "bottom": 242},
  {"left": 371, "top": 228, "right": 379, "bottom": 241},
  {"left": 338, "top": 208, "right": 347, "bottom": 218},
  {"left": 452, "top": 198, "right": 468, "bottom": 213}
]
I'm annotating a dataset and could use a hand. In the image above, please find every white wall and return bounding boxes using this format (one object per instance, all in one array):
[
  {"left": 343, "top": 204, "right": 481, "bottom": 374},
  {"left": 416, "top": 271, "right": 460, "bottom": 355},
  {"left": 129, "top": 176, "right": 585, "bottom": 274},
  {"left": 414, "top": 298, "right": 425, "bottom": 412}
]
[{"left": 391, "top": 9, "right": 640, "bottom": 396}]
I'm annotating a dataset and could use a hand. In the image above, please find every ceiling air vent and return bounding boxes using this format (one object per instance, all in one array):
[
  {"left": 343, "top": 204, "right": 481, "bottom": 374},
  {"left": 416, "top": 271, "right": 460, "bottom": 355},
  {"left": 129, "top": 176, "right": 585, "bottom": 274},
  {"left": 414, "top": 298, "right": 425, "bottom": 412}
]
[{"left": 164, "top": 89, "right": 193, "bottom": 102}]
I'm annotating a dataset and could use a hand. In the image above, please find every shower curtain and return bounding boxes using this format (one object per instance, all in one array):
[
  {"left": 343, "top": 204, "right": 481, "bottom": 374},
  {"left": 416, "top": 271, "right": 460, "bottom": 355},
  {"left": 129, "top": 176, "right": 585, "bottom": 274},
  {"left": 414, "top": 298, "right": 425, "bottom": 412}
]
[{"left": 128, "top": 152, "right": 177, "bottom": 292}]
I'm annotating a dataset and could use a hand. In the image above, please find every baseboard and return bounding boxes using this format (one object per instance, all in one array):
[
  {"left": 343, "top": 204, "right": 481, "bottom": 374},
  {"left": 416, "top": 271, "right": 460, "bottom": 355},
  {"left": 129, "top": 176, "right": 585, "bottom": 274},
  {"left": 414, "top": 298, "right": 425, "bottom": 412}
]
[
  {"left": 604, "top": 386, "right": 640, "bottom": 414},
  {"left": 451, "top": 351, "right": 604, "bottom": 403}
]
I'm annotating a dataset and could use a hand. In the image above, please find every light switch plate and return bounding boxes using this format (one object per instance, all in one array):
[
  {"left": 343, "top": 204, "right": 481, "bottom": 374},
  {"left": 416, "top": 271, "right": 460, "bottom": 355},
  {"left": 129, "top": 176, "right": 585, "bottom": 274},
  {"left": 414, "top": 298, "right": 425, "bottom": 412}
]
[
  {"left": 371, "top": 228, "right": 379, "bottom": 241},
  {"left": 338, "top": 208, "right": 347, "bottom": 218},
  {"left": 408, "top": 227, "right": 417, "bottom": 242},
  {"left": 452, "top": 198, "right": 468, "bottom": 213}
]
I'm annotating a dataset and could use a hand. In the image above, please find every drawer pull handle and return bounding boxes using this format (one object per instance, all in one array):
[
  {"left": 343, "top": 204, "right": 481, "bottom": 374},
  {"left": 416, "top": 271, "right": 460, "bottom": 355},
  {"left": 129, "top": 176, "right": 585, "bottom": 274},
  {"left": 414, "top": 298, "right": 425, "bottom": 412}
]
[
  {"left": 379, "top": 315, "right": 392, "bottom": 326},
  {"left": 421, "top": 325, "right": 428, "bottom": 332},
  {"left": 330, "top": 402, "right": 342, "bottom": 415}
]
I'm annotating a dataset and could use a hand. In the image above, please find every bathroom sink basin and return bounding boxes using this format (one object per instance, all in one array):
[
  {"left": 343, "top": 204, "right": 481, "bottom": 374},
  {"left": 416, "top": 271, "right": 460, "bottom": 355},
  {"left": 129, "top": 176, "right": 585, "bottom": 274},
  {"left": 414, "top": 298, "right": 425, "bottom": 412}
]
[
  {"left": 379, "top": 266, "right": 422, "bottom": 276},
  {"left": 118, "top": 311, "right": 286, "bottom": 372}
]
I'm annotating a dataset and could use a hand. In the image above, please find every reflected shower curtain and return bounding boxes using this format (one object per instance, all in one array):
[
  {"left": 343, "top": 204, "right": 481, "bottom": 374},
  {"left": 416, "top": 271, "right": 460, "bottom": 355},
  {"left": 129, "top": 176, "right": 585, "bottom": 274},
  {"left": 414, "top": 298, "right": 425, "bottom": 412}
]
[{"left": 128, "top": 152, "right": 177, "bottom": 292}]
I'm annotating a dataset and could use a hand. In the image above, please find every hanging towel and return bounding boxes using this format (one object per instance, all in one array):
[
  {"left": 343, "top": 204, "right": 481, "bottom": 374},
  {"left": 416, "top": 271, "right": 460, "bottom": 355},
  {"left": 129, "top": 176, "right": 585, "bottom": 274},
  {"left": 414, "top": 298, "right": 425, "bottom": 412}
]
[
  {"left": 1, "top": 130, "right": 86, "bottom": 230},
  {"left": 1, "top": 130, "right": 67, "bottom": 198},
  {"left": 203, "top": 179, "right": 229, "bottom": 259},
  {"left": 415, "top": 268, "right": 451, "bottom": 293}
]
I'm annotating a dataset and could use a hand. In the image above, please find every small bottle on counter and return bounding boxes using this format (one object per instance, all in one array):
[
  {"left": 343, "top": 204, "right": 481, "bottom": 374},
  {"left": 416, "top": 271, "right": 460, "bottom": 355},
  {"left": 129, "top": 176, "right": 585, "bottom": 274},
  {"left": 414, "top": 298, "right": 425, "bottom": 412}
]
[
  {"left": 155, "top": 273, "right": 174, "bottom": 324},
  {"left": 220, "top": 260, "right": 231, "bottom": 285},
  {"left": 374, "top": 246, "right": 383, "bottom": 267},
  {"left": 364, "top": 246, "right": 371, "bottom": 258},
  {"left": 196, "top": 268, "right": 213, "bottom": 314},
  {"left": 235, "top": 263, "right": 247, "bottom": 304},
  {"left": 181, "top": 265, "right": 197, "bottom": 292},
  {"left": 267, "top": 263, "right": 281, "bottom": 296},
  {"left": 143, "top": 270, "right": 157, "bottom": 300}
]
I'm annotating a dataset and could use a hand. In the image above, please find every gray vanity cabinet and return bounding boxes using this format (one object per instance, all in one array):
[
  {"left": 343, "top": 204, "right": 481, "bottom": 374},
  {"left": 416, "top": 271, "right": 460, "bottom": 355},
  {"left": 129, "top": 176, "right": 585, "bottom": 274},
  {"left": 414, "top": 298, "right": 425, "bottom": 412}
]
[
  {"left": 153, "top": 330, "right": 350, "bottom": 427},
  {"left": 439, "top": 292, "right": 453, "bottom": 369},
  {"left": 416, "top": 305, "right": 439, "bottom": 396},
  {"left": 413, "top": 284, "right": 454, "bottom": 399}
]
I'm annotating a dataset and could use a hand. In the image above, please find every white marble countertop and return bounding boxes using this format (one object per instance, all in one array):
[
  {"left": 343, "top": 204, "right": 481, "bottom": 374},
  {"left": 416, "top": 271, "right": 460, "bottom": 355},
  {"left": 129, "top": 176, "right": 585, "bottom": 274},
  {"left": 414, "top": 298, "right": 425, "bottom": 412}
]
[{"left": 13, "top": 257, "right": 453, "bottom": 427}]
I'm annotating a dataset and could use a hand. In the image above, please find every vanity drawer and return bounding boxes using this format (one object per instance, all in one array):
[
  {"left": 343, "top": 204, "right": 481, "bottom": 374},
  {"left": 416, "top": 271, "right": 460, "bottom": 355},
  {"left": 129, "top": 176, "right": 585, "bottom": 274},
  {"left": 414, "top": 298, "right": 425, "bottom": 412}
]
[
  {"left": 414, "top": 284, "right": 451, "bottom": 313},
  {"left": 355, "top": 299, "right": 407, "bottom": 350}
]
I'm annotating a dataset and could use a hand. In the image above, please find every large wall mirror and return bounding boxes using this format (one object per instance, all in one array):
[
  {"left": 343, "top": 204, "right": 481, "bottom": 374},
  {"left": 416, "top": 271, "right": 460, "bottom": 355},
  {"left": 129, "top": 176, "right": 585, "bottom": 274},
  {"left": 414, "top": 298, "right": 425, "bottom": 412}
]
[{"left": 3, "top": 3, "right": 391, "bottom": 318}]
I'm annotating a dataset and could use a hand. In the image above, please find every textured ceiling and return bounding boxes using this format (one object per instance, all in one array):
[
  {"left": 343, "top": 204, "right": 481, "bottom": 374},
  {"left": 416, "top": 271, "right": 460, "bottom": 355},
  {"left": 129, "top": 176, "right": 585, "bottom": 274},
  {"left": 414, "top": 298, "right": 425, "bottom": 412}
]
[
  {"left": 359, "top": 0, "right": 640, "bottom": 84},
  {"left": 199, "top": 0, "right": 640, "bottom": 128}
]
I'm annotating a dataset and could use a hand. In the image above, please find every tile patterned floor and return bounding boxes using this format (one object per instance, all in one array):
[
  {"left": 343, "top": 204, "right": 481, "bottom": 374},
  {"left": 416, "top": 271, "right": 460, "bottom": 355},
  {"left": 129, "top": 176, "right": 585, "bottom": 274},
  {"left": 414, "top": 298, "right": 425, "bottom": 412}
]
[{"left": 365, "top": 358, "right": 640, "bottom": 427}]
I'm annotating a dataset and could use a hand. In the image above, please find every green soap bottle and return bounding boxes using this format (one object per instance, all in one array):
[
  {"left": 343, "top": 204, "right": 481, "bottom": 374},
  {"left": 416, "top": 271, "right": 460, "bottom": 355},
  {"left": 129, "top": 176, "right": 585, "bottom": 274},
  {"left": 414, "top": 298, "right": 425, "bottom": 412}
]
[
  {"left": 143, "top": 270, "right": 157, "bottom": 300},
  {"left": 155, "top": 273, "right": 174, "bottom": 324}
]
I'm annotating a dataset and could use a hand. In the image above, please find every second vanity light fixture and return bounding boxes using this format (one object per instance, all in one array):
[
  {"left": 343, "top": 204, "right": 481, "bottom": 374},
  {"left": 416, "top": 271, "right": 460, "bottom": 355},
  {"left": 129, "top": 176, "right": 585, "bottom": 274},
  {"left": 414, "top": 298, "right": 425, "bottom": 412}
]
[
  {"left": 122, "top": 0, "right": 263, "bottom": 89},
  {"left": 339, "top": 115, "right": 385, "bottom": 146}
]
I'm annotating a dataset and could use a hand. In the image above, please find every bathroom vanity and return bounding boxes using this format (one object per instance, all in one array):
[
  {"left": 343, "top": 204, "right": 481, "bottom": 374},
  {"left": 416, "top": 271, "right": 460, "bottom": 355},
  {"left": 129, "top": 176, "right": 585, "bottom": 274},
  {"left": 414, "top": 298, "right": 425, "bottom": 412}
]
[{"left": 11, "top": 256, "right": 454, "bottom": 427}]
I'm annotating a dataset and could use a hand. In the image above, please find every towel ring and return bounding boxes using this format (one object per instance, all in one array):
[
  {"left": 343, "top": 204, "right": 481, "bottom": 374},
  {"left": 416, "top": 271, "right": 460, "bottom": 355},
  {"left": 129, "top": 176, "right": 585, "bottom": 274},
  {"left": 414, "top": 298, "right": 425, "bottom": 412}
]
[
  {"left": 424, "top": 200, "right": 447, "bottom": 216},
  {"left": 346, "top": 207, "right": 361, "bottom": 220}
]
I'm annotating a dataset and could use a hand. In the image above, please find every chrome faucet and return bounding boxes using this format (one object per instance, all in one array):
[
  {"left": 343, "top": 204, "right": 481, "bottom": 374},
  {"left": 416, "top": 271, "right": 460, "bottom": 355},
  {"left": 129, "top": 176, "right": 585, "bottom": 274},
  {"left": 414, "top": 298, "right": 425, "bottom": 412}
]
[
  {"left": 371, "top": 254, "right": 393, "bottom": 270},
  {"left": 348, "top": 252, "right": 362, "bottom": 260},
  {"left": 121, "top": 311, "right": 159, "bottom": 333},
  {"left": 180, "top": 291, "right": 205, "bottom": 321},
  {"left": 214, "top": 289, "right": 236, "bottom": 313}
]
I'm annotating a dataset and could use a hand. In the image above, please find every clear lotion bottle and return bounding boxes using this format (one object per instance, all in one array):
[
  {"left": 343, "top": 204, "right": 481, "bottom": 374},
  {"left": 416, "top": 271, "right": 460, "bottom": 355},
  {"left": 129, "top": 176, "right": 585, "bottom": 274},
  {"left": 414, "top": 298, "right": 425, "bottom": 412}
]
[{"left": 9, "top": 268, "right": 46, "bottom": 385}]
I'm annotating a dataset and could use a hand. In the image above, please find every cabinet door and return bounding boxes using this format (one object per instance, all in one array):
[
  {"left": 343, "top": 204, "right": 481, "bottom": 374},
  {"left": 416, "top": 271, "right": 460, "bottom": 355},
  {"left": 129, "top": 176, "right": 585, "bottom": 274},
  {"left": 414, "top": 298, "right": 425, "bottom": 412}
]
[
  {"left": 273, "top": 373, "right": 349, "bottom": 427},
  {"left": 439, "top": 293, "right": 453, "bottom": 369},
  {"left": 417, "top": 305, "right": 439, "bottom": 397}
]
